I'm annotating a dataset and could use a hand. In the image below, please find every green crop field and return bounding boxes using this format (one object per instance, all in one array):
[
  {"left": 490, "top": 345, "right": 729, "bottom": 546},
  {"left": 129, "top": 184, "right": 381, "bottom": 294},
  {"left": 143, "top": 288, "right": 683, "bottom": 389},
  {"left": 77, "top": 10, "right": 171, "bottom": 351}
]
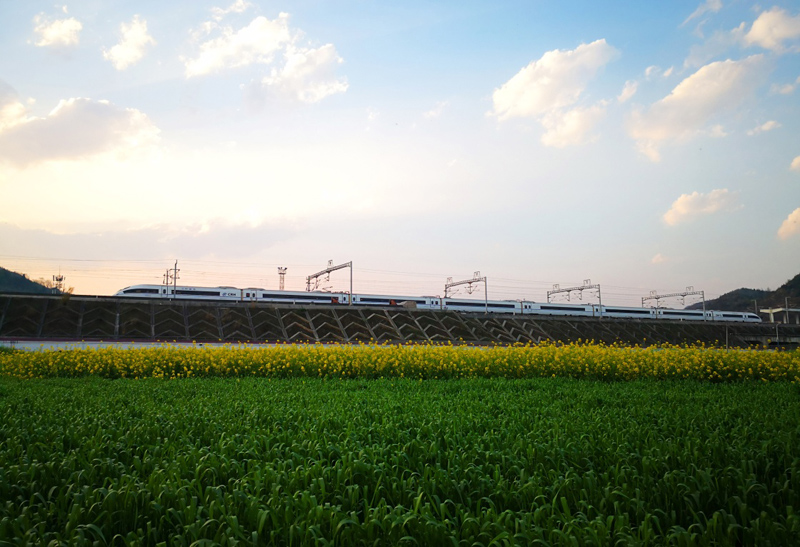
[{"left": 1, "top": 373, "right": 800, "bottom": 545}]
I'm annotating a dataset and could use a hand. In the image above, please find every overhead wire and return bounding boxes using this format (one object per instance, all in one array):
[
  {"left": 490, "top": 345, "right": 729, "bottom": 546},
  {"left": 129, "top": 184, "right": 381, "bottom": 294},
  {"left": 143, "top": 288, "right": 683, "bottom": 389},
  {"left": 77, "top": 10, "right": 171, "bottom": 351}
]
[{"left": 0, "top": 255, "right": 725, "bottom": 305}]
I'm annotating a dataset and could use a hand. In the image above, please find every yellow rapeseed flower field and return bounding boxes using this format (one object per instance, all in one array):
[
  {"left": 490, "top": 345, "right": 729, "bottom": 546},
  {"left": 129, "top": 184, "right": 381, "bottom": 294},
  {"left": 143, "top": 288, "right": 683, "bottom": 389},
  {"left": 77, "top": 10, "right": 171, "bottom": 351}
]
[{"left": 1, "top": 341, "right": 798, "bottom": 382}]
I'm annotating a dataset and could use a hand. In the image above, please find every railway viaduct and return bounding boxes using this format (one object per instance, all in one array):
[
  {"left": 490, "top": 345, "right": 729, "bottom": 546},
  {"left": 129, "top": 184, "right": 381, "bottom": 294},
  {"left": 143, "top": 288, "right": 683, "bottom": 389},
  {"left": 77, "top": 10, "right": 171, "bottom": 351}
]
[{"left": 1, "top": 293, "right": 799, "bottom": 349}]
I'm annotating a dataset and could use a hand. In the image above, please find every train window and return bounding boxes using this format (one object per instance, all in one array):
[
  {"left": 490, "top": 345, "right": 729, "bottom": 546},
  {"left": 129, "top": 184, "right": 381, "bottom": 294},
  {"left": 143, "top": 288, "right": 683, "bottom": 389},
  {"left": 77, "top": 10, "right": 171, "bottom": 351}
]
[
  {"left": 360, "top": 297, "right": 427, "bottom": 304},
  {"left": 124, "top": 288, "right": 160, "bottom": 294},
  {"left": 282, "top": 293, "right": 348, "bottom": 301},
  {"left": 175, "top": 290, "right": 221, "bottom": 297},
  {"left": 448, "top": 301, "right": 515, "bottom": 309}
]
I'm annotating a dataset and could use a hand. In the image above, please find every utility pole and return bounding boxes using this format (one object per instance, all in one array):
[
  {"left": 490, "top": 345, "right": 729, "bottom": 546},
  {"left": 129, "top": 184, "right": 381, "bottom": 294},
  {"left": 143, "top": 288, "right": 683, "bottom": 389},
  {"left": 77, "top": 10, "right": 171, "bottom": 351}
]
[
  {"left": 306, "top": 260, "right": 353, "bottom": 305},
  {"left": 52, "top": 270, "right": 65, "bottom": 294},
  {"left": 163, "top": 261, "right": 180, "bottom": 298},
  {"left": 278, "top": 267, "right": 287, "bottom": 291},
  {"left": 444, "top": 271, "right": 488, "bottom": 313},
  {"left": 163, "top": 269, "right": 170, "bottom": 296},
  {"left": 548, "top": 279, "right": 602, "bottom": 317},
  {"left": 172, "top": 260, "right": 180, "bottom": 294},
  {"left": 643, "top": 286, "right": 705, "bottom": 320}
]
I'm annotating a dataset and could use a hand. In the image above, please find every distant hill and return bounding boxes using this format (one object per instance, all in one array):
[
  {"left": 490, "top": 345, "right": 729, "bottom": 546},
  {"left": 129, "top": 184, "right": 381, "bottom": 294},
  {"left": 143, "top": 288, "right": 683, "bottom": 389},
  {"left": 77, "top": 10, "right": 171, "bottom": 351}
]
[
  {"left": 687, "top": 273, "right": 800, "bottom": 314},
  {"left": 0, "top": 266, "right": 58, "bottom": 294}
]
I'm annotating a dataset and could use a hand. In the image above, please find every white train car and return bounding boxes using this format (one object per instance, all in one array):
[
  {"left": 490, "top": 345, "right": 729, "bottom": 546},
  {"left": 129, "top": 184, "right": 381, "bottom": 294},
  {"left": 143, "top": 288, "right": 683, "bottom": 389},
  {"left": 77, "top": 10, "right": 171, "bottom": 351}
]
[
  {"left": 257, "top": 290, "right": 347, "bottom": 305},
  {"left": 709, "top": 311, "right": 761, "bottom": 323},
  {"left": 116, "top": 285, "right": 348, "bottom": 305},
  {"left": 350, "top": 294, "right": 440, "bottom": 308},
  {"left": 116, "top": 284, "right": 243, "bottom": 299},
  {"left": 599, "top": 306, "right": 658, "bottom": 320},
  {"left": 655, "top": 308, "right": 707, "bottom": 321},
  {"left": 650, "top": 308, "right": 760, "bottom": 322},
  {"left": 442, "top": 298, "right": 520, "bottom": 313},
  {"left": 520, "top": 302, "right": 595, "bottom": 316}
]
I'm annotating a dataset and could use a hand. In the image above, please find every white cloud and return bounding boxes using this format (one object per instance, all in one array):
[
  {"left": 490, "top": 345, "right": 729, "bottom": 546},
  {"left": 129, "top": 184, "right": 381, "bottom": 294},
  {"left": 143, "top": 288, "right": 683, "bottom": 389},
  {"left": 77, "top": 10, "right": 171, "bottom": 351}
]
[
  {"left": 747, "top": 120, "right": 781, "bottom": 135},
  {"left": 684, "top": 9, "right": 800, "bottom": 68},
  {"left": 184, "top": 14, "right": 292, "bottom": 77},
  {"left": 682, "top": 0, "right": 723, "bottom": 27},
  {"left": 183, "top": 12, "right": 347, "bottom": 104},
  {"left": 770, "top": 76, "right": 800, "bottom": 94},
  {"left": 0, "top": 82, "right": 31, "bottom": 132},
  {"left": 259, "top": 44, "right": 348, "bottom": 103},
  {"left": 628, "top": 55, "right": 765, "bottom": 161},
  {"left": 617, "top": 80, "right": 638, "bottom": 103},
  {"left": 0, "top": 96, "right": 159, "bottom": 167},
  {"left": 103, "top": 16, "right": 156, "bottom": 70},
  {"left": 0, "top": 100, "right": 28, "bottom": 132},
  {"left": 791, "top": 156, "right": 800, "bottom": 172},
  {"left": 684, "top": 23, "right": 747, "bottom": 68},
  {"left": 778, "top": 208, "right": 800, "bottom": 240},
  {"left": 645, "top": 65, "right": 660, "bottom": 79},
  {"left": 644, "top": 65, "right": 676, "bottom": 79},
  {"left": 707, "top": 124, "right": 728, "bottom": 138},
  {"left": 212, "top": 0, "right": 253, "bottom": 21},
  {"left": 663, "top": 189, "right": 741, "bottom": 225},
  {"left": 32, "top": 13, "right": 82, "bottom": 48},
  {"left": 424, "top": 101, "right": 449, "bottom": 119},
  {"left": 651, "top": 253, "right": 667, "bottom": 264},
  {"left": 745, "top": 7, "right": 800, "bottom": 52},
  {"left": 489, "top": 39, "right": 617, "bottom": 147},
  {"left": 490, "top": 39, "right": 617, "bottom": 121},
  {"left": 540, "top": 104, "right": 606, "bottom": 147},
  {"left": 686, "top": 8, "right": 800, "bottom": 67}
]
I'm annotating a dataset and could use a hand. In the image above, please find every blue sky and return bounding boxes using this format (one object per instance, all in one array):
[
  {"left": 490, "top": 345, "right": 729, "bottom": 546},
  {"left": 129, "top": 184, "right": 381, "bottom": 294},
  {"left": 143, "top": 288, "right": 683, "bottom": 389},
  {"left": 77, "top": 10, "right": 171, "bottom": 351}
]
[{"left": 0, "top": 0, "right": 798, "bottom": 305}]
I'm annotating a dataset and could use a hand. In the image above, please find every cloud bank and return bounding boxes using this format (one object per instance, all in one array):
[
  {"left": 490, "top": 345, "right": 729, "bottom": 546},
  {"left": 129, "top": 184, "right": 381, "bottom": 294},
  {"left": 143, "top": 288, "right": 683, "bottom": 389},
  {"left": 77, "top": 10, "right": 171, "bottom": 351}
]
[
  {"left": 259, "top": 44, "right": 348, "bottom": 103},
  {"left": 489, "top": 39, "right": 618, "bottom": 147},
  {"left": 184, "top": 14, "right": 292, "bottom": 77},
  {"left": 617, "top": 80, "right": 638, "bottom": 103},
  {"left": 747, "top": 120, "right": 781, "bottom": 135},
  {"left": 212, "top": 0, "right": 253, "bottom": 21},
  {"left": 183, "top": 8, "right": 348, "bottom": 104},
  {"left": 682, "top": 0, "right": 722, "bottom": 27},
  {"left": 745, "top": 7, "right": 800, "bottom": 52},
  {"left": 778, "top": 208, "right": 800, "bottom": 240},
  {"left": 663, "top": 189, "right": 741, "bottom": 225},
  {"left": 32, "top": 13, "right": 82, "bottom": 48},
  {"left": 103, "top": 16, "right": 156, "bottom": 70},
  {"left": 628, "top": 55, "right": 765, "bottom": 161},
  {"left": 0, "top": 91, "right": 159, "bottom": 167},
  {"left": 651, "top": 253, "right": 668, "bottom": 264}
]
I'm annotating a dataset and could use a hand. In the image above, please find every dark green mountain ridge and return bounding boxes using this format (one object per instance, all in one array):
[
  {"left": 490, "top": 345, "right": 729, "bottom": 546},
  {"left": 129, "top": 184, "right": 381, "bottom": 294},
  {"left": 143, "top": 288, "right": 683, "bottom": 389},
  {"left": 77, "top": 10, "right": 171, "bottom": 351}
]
[
  {"left": 0, "top": 266, "right": 58, "bottom": 294},
  {"left": 686, "top": 273, "right": 800, "bottom": 314}
]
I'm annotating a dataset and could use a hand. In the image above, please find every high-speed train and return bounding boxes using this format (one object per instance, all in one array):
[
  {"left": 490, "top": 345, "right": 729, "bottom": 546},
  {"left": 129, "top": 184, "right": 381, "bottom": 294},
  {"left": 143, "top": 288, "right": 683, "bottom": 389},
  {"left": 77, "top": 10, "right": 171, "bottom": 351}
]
[{"left": 114, "top": 284, "right": 762, "bottom": 323}]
